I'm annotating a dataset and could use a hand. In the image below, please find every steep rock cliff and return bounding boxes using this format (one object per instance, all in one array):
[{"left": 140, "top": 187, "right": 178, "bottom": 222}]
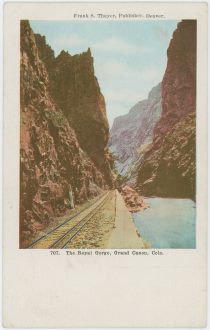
[
  {"left": 137, "top": 20, "right": 196, "bottom": 199},
  {"left": 20, "top": 21, "right": 112, "bottom": 247},
  {"left": 35, "top": 34, "right": 113, "bottom": 185},
  {"left": 109, "top": 83, "right": 162, "bottom": 183}
]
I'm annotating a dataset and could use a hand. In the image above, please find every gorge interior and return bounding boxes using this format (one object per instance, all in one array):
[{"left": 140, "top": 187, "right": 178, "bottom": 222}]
[{"left": 20, "top": 20, "right": 196, "bottom": 249}]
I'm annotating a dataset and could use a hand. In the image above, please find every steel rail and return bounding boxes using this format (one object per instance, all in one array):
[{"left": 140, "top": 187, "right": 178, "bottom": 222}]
[
  {"left": 50, "top": 192, "right": 111, "bottom": 249},
  {"left": 27, "top": 191, "right": 108, "bottom": 248}
]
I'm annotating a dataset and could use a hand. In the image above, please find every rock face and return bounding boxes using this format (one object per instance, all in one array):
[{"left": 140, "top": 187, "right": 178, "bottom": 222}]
[
  {"left": 137, "top": 20, "right": 196, "bottom": 199},
  {"left": 20, "top": 21, "right": 113, "bottom": 247},
  {"left": 35, "top": 35, "right": 113, "bottom": 185},
  {"left": 109, "top": 83, "right": 162, "bottom": 183},
  {"left": 120, "top": 186, "right": 149, "bottom": 213}
]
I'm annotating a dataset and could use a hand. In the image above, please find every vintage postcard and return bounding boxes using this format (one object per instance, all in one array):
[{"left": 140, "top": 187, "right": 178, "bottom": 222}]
[{"left": 3, "top": 2, "right": 208, "bottom": 328}]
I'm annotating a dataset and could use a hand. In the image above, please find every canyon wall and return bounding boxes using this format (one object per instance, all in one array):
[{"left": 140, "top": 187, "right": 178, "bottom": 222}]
[
  {"left": 20, "top": 21, "right": 112, "bottom": 247},
  {"left": 35, "top": 34, "right": 113, "bottom": 185},
  {"left": 137, "top": 20, "right": 196, "bottom": 199},
  {"left": 109, "top": 83, "right": 162, "bottom": 184}
]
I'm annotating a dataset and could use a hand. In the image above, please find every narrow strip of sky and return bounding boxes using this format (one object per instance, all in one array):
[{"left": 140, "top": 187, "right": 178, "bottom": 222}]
[{"left": 30, "top": 20, "right": 179, "bottom": 127}]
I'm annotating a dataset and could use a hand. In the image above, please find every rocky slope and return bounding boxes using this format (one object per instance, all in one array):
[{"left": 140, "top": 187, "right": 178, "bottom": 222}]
[
  {"left": 20, "top": 21, "right": 113, "bottom": 247},
  {"left": 137, "top": 20, "right": 196, "bottom": 199},
  {"left": 109, "top": 83, "right": 162, "bottom": 183},
  {"left": 119, "top": 186, "right": 149, "bottom": 213}
]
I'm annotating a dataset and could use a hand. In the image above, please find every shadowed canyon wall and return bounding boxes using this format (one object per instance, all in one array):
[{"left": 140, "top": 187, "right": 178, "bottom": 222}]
[{"left": 137, "top": 20, "right": 196, "bottom": 199}]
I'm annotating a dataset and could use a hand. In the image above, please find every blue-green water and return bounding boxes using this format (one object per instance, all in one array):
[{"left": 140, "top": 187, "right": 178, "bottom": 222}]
[{"left": 132, "top": 198, "right": 196, "bottom": 249}]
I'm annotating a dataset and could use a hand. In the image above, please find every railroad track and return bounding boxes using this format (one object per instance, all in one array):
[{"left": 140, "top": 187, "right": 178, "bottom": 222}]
[{"left": 28, "top": 191, "right": 111, "bottom": 249}]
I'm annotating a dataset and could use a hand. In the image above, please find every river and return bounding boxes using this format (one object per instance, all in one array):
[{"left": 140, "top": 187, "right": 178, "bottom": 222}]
[{"left": 132, "top": 198, "right": 196, "bottom": 249}]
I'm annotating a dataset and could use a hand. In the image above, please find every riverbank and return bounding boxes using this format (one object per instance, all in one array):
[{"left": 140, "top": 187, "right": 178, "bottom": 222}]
[
  {"left": 119, "top": 185, "right": 149, "bottom": 212},
  {"left": 107, "top": 190, "right": 146, "bottom": 248}
]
